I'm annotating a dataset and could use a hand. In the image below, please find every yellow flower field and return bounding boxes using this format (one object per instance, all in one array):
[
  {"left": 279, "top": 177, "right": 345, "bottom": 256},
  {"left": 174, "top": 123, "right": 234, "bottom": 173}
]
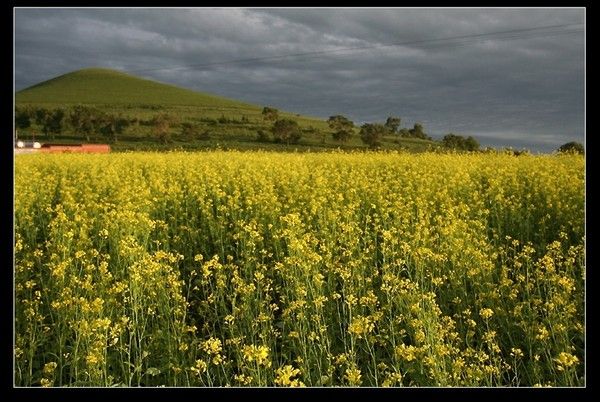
[{"left": 14, "top": 151, "right": 585, "bottom": 387}]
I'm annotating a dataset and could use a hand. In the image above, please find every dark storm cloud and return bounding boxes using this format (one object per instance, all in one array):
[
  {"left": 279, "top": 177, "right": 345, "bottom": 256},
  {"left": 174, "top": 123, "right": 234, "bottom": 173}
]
[{"left": 14, "top": 8, "right": 584, "bottom": 152}]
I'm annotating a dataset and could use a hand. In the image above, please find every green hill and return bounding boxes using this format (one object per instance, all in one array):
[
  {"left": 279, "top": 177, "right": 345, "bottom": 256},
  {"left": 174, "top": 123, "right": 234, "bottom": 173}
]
[
  {"left": 16, "top": 68, "right": 256, "bottom": 109},
  {"left": 15, "top": 68, "right": 440, "bottom": 152}
]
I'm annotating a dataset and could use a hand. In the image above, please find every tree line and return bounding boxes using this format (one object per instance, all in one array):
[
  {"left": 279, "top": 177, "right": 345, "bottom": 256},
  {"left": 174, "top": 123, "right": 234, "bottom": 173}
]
[
  {"left": 260, "top": 107, "right": 584, "bottom": 153},
  {"left": 16, "top": 105, "right": 131, "bottom": 143},
  {"left": 16, "top": 105, "right": 199, "bottom": 144},
  {"left": 259, "top": 107, "right": 584, "bottom": 154},
  {"left": 259, "top": 107, "right": 436, "bottom": 148},
  {"left": 16, "top": 104, "right": 582, "bottom": 153},
  {"left": 16, "top": 104, "right": 469, "bottom": 150}
]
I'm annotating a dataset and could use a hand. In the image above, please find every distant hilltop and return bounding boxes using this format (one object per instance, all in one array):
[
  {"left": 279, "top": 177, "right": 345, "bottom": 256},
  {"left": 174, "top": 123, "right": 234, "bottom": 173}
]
[{"left": 15, "top": 67, "right": 259, "bottom": 109}]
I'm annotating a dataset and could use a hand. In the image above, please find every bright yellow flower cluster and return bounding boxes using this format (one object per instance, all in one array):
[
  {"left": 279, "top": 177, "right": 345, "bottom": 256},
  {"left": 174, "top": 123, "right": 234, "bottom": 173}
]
[
  {"left": 242, "top": 344, "right": 271, "bottom": 367},
  {"left": 275, "top": 365, "right": 305, "bottom": 387}
]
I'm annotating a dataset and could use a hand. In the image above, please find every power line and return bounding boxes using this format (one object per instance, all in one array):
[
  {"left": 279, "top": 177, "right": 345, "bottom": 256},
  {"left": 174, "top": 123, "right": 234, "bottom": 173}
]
[
  {"left": 396, "top": 28, "right": 582, "bottom": 52},
  {"left": 127, "top": 23, "right": 583, "bottom": 74}
]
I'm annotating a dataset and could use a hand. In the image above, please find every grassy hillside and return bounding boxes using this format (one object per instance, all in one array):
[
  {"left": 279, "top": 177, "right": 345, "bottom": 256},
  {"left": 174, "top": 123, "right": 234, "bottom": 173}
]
[
  {"left": 16, "top": 68, "right": 256, "bottom": 109},
  {"left": 15, "top": 68, "right": 440, "bottom": 152}
]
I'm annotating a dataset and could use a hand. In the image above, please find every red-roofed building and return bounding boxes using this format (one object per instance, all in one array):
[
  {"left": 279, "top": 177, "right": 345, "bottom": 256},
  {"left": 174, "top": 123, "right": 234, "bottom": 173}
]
[
  {"left": 15, "top": 142, "right": 111, "bottom": 154},
  {"left": 40, "top": 143, "right": 111, "bottom": 153}
]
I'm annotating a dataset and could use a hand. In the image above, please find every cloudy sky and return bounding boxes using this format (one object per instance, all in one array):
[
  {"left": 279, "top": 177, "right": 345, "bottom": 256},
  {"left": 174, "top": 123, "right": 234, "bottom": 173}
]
[{"left": 14, "top": 8, "right": 584, "bottom": 152}]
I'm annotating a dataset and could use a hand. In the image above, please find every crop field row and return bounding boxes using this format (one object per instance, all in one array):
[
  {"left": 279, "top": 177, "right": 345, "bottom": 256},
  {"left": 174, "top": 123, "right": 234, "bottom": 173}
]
[{"left": 14, "top": 151, "right": 585, "bottom": 387}]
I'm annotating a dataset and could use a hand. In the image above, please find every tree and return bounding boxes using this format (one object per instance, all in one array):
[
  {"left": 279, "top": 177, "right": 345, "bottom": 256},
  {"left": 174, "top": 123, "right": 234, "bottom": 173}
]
[
  {"left": 557, "top": 141, "right": 584, "bottom": 154},
  {"left": 152, "top": 114, "right": 173, "bottom": 144},
  {"left": 34, "top": 108, "right": 51, "bottom": 137},
  {"left": 271, "top": 119, "right": 301, "bottom": 145},
  {"left": 256, "top": 129, "right": 270, "bottom": 142},
  {"left": 398, "top": 128, "right": 410, "bottom": 138},
  {"left": 35, "top": 108, "right": 65, "bottom": 140},
  {"left": 464, "top": 136, "right": 480, "bottom": 151},
  {"left": 34, "top": 108, "right": 47, "bottom": 126},
  {"left": 15, "top": 106, "right": 32, "bottom": 132},
  {"left": 99, "top": 113, "right": 129, "bottom": 143},
  {"left": 69, "top": 105, "right": 98, "bottom": 142},
  {"left": 409, "top": 123, "right": 430, "bottom": 140},
  {"left": 327, "top": 115, "right": 354, "bottom": 143},
  {"left": 442, "top": 133, "right": 480, "bottom": 151},
  {"left": 360, "top": 123, "right": 386, "bottom": 148},
  {"left": 180, "top": 122, "right": 199, "bottom": 141},
  {"left": 442, "top": 133, "right": 461, "bottom": 149},
  {"left": 262, "top": 107, "right": 279, "bottom": 123},
  {"left": 384, "top": 116, "right": 401, "bottom": 134}
]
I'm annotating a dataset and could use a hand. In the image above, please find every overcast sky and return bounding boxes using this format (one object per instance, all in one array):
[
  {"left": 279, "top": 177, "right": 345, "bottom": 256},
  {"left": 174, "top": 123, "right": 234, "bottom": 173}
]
[{"left": 14, "top": 8, "right": 585, "bottom": 152}]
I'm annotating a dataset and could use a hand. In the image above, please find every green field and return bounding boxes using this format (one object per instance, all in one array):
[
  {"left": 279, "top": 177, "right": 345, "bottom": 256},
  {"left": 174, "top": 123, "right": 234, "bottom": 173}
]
[
  {"left": 14, "top": 151, "right": 584, "bottom": 387},
  {"left": 15, "top": 68, "right": 439, "bottom": 152}
]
